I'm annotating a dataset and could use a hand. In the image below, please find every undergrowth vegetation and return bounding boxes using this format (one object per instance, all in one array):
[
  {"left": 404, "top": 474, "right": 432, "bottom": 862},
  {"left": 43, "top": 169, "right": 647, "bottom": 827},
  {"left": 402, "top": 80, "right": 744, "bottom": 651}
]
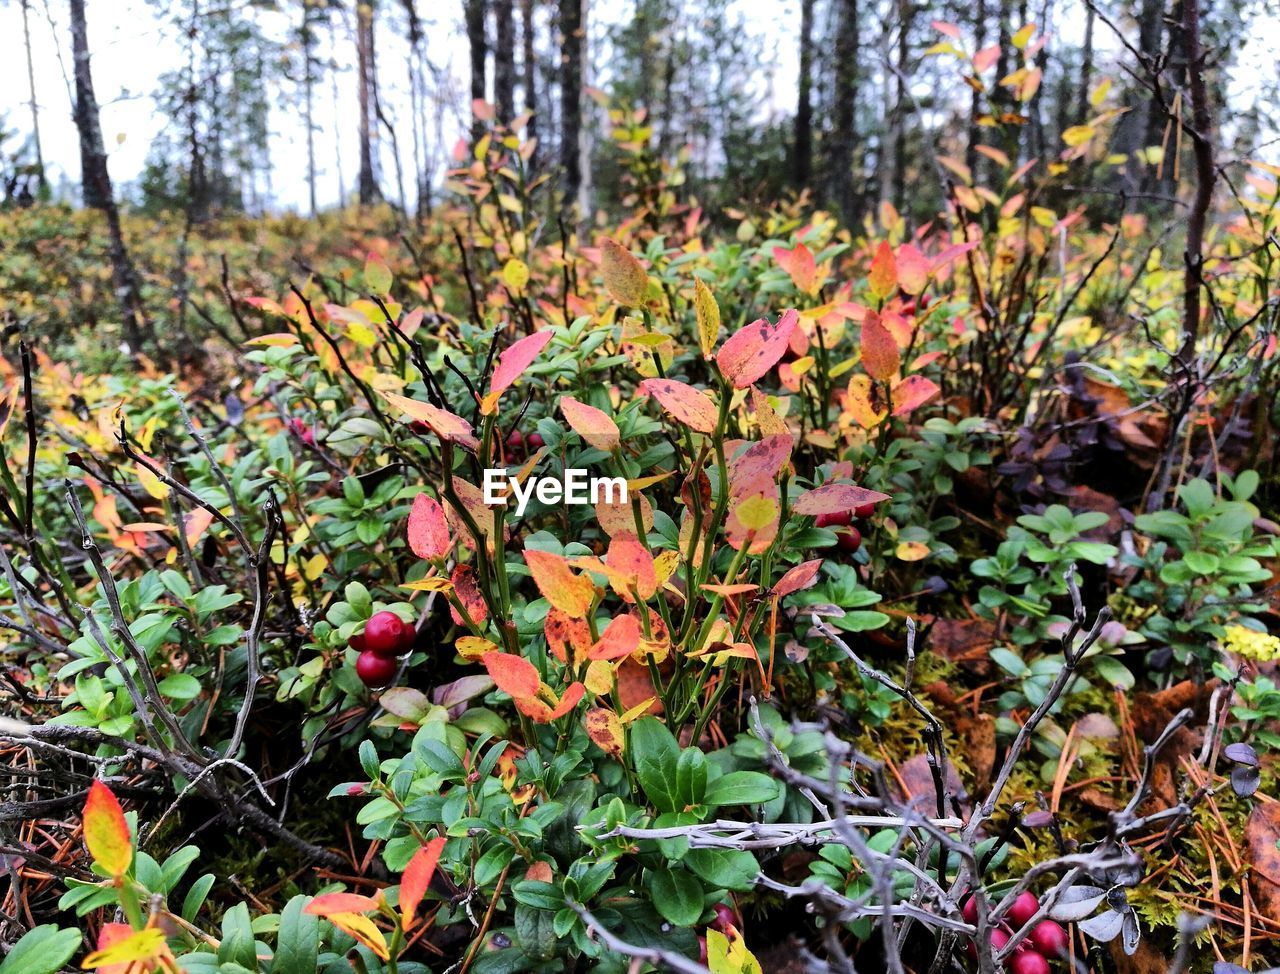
[{"left": 3, "top": 60, "right": 1280, "bottom": 974}]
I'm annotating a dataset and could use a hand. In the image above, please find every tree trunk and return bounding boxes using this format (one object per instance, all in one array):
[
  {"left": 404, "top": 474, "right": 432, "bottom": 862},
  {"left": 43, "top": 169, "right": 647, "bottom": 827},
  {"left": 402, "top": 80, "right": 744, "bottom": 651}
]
[
  {"left": 494, "top": 0, "right": 516, "bottom": 124},
  {"left": 69, "top": 0, "right": 148, "bottom": 354},
  {"left": 558, "top": 0, "right": 583, "bottom": 211},
  {"left": 302, "top": 1, "right": 317, "bottom": 215},
  {"left": 965, "top": 0, "right": 987, "bottom": 177},
  {"left": 466, "top": 0, "right": 489, "bottom": 140},
  {"left": 356, "top": 1, "right": 382, "bottom": 204},
  {"left": 522, "top": 0, "right": 538, "bottom": 162},
  {"left": 1075, "top": 0, "right": 1094, "bottom": 126},
  {"left": 21, "top": 0, "right": 46, "bottom": 195},
  {"left": 890, "top": 0, "right": 911, "bottom": 209},
  {"left": 1177, "top": 0, "right": 1214, "bottom": 366},
  {"left": 828, "top": 0, "right": 859, "bottom": 225},
  {"left": 793, "top": 0, "right": 814, "bottom": 189}
]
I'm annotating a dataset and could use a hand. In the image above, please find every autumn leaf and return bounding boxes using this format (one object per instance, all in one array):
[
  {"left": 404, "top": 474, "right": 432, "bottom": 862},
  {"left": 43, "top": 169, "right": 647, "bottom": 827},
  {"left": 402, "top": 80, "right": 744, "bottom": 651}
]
[
  {"left": 860, "top": 310, "right": 901, "bottom": 381},
  {"left": 891, "top": 375, "right": 941, "bottom": 416},
  {"left": 545, "top": 607, "right": 593, "bottom": 665},
  {"left": 305, "top": 893, "right": 382, "bottom": 916},
  {"left": 772, "top": 559, "right": 824, "bottom": 598},
  {"left": 584, "top": 708, "right": 625, "bottom": 759},
  {"left": 793, "top": 484, "right": 891, "bottom": 516},
  {"left": 868, "top": 241, "right": 897, "bottom": 301},
  {"left": 773, "top": 242, "right": 821, "bottom": 294},
  {"left": 382, "top": 392, "right": 478, "bottom": 450},
  {"left": 694, "top": 278, "right": 721, "bottom": 357},
  {"left": 83, "top": 780, "right": 132, "bottom": 879},
  {"left": 321, "top": 913, "right": 390, "bottom": 960},
  {"left": 482, "top": 329, "right": 554, "bottom": 413},
  {"left": 717, "top": 309, "right": 800, "bottom": 389},
  {"left": 846, "top": 374, "right": 888, "bottom": 429},
  {"left": 448, "top": 564, "right": 487, "bottom": 627},
  {"left": 728, "top": 434, "right": 793, "bottom": 500},
  {"left": 524, "top": 548, "right": 596, "bottom": 617},
  {"left": 81, "top": 927, "right": 166, "bottom": 971},
  {"left": 399, "top": 836, "right": 447, "bottom": 931},
  {"left": 482, "top": 652, "right": 542, "bottom": 699},
  {"left": 725, "top": 491, "right": 780, "bottom": 554},
  {"left": 517, "top": 681, "right": 587, "bottom": 722},
  {"left": 364, "top": 252, "right": 392, "bottom": 295},
  {"left": 502, "top": 257, "right": 530, "bottom": 292},
  {"left": 638, "top": 378, "right": 719, "bottom": 433},
  {"left": 600, "top": 238, "right": 648, "bottom": 305},
  {"left": 407, "top": 493, "right": 451, "bottom": 561},
  {"left": 602, "top": 532, "right": 658, "bottom": 602},
  {"left": 896, "top": 244, "right": 930, "bottom": 296},
  {"left": 560, "top": 396, "right": 621, "bottom": 452}
]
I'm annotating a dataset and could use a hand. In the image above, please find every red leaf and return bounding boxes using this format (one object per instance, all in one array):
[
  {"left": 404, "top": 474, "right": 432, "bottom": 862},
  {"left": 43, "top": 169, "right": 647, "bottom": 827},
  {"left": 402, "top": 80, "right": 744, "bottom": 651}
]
[
  {"left": 407, "top": 494, "right": 451, "bottom": 561},
  {"left": 487, "top": 330, "right": 554, "bottom": 404},
  {"left": 399, "top": 836, "right": 447, "bottom": 931},
  {"left": 382, "top": 393, "right": 478, "bottom": 450},
  {"left": 773, "top": 242, "right": 820, "bottom": 293},
  {"left": 896, "top": 244, "right": 930, "bottom": 296},
  {"left": 482, "top": 652, "right": 541, "bottom": 699},
  {"left": 448, "top": 564, "right": 487, "bottom": 627},
  {"left": 717, "top": 309, "right": 800, "bottom": 389},
  {"left": 772, "top": 559, "right": 825, "bottom": 598},
  {"left": 589, "top": 613, "right": 643, "bottom": 661},
  {"left": 728, "top": 434, "right": 794, "bottom": 500},
  {"left": 861, "top": 310, "right": 901, "bottom": 381},
  {"left": 638, "top": 378, "right": 719, "bottom": 433},
  {"left": 793, "top": 484, "right": 892, "bottom": 516},
  {"left": 892, "top": 375, "right": 941, "bottom": 416},
  {"left": 868, "top": 241, "right": 897, "bottom": 301},
  {"left": 83, "top": 780, "right": 132, "bottom": 879}
]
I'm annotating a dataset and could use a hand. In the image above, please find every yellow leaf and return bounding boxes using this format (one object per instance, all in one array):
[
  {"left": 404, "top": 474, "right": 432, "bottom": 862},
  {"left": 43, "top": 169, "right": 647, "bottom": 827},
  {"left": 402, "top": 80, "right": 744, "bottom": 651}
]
[
  {"left": 401, "top": 576, "right": 453, "bottom": 592},
  {"left": 736, "top": 494, "right": 778, "bottom": 532},
  {"left": 456, "top": 636, "right": 500, "bottom": 660},
  {"left": 1011, "top": 23, "right": 1035, "bottom": 49},
  {"left": 502, "top": 258, "right": 530, "bottom": 292},
  {"left": 694, "top": 278, "right": 720, "bottom": 359},
  {"left": 895, "top": 541, "right": 930, "bottom": 562},
  {"left": 83, "top": 781, "right": 132, "bottom": 879},
  {"left": 81, "top": 928, "right": 165, "bottom": 970},
  {"left": 619, "top": 697, "right": 658, "bottom": 723},
  {"left": 323, "top": 913, "right": 391, "bottom": 961},
  {"left": 1062, "top": 125, "right": 1095, "bottom": 147}
]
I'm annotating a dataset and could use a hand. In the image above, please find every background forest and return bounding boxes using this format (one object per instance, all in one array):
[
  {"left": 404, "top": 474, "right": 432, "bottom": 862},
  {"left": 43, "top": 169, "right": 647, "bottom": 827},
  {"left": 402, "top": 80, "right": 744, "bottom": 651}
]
[{"left": 1, "top": 1, "right": 1280, "bottom": 974}]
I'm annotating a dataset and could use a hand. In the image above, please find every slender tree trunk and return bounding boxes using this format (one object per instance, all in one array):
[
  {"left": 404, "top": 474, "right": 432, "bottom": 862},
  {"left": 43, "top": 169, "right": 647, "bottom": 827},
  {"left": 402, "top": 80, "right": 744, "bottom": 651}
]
[
  {"left": 356, "top": 1, "right": 381, "bottom": 204},
  {"left": 793, "top": 0, "right": 814, "bottom": 189},
  {"left": 494, "top": 0, "right": 516, "bottom": 123},
  {"left": 890, "top": 0, "right": 911, "bottom": 209},
  {"left": 302, "top": 2, "right": 317, "bottom": 215},
  {"left": 1178, "top": 0, "right": 1214, "bottom": 366},
  {"left": 965, "top": 0, "right": 987, "bottom": 178},
  {"left": 69, "top": 0, "right": 148, "bottom": 353},
  {"left": 558, "top": 0, "right": 582, "bottom": 211},
  {"left": 1075, "top": 1, "right": 1095, "bottom": 126},
  {"left": 522, "top": 0, "right": 538, "bottom": 160},
  {"left": 466, "top": 0, "right": 489, "bottom": 139},
  {"left": 828, "top": 0, "right": 859, "bottom": 225},
  {"left": 21, "top": 0, "right": 46, "bottom": 195}
]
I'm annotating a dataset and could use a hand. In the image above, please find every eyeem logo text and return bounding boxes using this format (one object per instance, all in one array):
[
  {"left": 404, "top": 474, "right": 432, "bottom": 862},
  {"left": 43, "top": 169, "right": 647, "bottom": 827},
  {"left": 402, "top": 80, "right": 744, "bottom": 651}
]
[{"left": 482, "top": 468, "right": 628, "bottom": 517}]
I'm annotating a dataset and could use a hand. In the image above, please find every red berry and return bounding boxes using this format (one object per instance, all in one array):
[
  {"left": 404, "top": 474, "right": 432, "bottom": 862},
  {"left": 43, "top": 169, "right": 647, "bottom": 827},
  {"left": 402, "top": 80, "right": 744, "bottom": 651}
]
[
  {"left": 961, "top": 894, "right": 980, "bottom": 925},
  {"left": 711, "top": 902, "right": 736, "bottom": 932},
  {"left": 397, "top": 621, "right": 418, "bottom": 652},
  {"left": 816, "top": 510, "right": 852, "bottom": 528},
  {"left": 902, "top": 300, "right": 916, "bottom": 316},
  {"left": 526, "top": 432, "right": 545, "bottom": 450},
  {"left": 853, "top": 502, "right": 877, "bottom": 520},
  {"left": 1007, "top": 891, "right": 1040, "bottom": 928},
  {"left": 990, "top": 928, "right": 1010, "bottom": 952},
  {"left": 505, "top": 430, "right": 524, "bottom": 451},
  {"left": 355, "top": 650, "right": 398, "bottom": 689},
  {"left": 1009, "top": 950, "right": 1051, "bottom": 974},
  {"left": 697, "top": 935, "right": 708, "bottom": 964},
  {"left": 362, "top": 611, "right": 408, "bottom": 658},
  {"left": 836, "top": 527, "right": 862, "bottom": 552},
  {"left": 1029, "top": 920, "right": 1068, "bottom": 958}
]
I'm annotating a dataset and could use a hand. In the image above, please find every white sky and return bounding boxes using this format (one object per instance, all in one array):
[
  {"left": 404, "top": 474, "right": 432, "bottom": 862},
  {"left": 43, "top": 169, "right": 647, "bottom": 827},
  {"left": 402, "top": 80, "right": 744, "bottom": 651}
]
[{"left": 0, "top": 0, "right": 1275, "bottom": 212}]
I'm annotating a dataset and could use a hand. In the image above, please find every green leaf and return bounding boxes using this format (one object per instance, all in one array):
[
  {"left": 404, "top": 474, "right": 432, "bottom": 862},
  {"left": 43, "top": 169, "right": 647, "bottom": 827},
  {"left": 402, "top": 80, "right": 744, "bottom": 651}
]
[
  {"left": 513, "top": 904, "right": 558, "bottom": 962},
  {"left": 685, "top": 848, "right": 760, "bottom": 891},
  {"left": 182, "top": 874, "right": 215, "bottom": 921},
  {"left": 703, "top": 771, "right": 780, "bottom": 807},
  {"left": 649, "top": 867, "right": 705, "bottom": 926},
  {"left": 989, "top": 647, "right": 1027, "bottom": 677},
  {"left": 631, "top": 717, "right": 681, "bottom": 813},
  {"left": 271, "top": 895, "right": 318, "bottom": 974},
  {"left": 217, "top": 903, "right": 257, "bottom": 969},
  {"left": 1183, "top": 551, "right": 1220, "bottom": 575},
  {"left": 675, "top": 748, "right": 708, "bottom": 809},
  {"left": 158, "top": 673, "right": 202, "bottom": 700},
  {"left": 0, "top": 925, "right": 82, "bottom": 974}
]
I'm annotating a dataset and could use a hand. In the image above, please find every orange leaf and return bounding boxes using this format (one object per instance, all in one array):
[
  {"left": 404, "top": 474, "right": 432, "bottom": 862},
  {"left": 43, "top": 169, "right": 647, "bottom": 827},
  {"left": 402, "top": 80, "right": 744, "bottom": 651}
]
[
  {"left": 772, "top": 559, "right": 824, "bottom": 598},
  {"left": 482, "top": 652, "right": 541, "bottom": 699},
  {"left": 588, "top": 613, "right": 643, "bottom": 661},
  {"left": 717, "top": 309, "right": 800, "bottom": 389},
  {"left": 605, "top": 532, "right": 657, "bottom": 602},
  {"left": 773, "top": 242, "right": 821, "bottom": 294},
  {"left": 560, "top": 396, "right": 620, "bottom": 452},
  {"left": 399, "top": 836, "right": 447, "bottom": 931},
  {"left": 793, "top": 484, "right": 891, "bottom": 516},
  {"left": 183, "top": 508, "right": 215, "bottom": 550},
  {"left": 600, "top": 238, "right": 649, "bottom": 305},
  {"left": 82, "top": 926, "right": 166, "bottom": 972},
  {"left": 484, "top": 330, "right": 554, "bottom": 411},
  {"left": 305, "top": 892, "right": 382, "bottom": 916},
  {"left": 868, "top": 241, "right": 897, "bottom": 301},
  {"left": 860, "top": 310, "right": 900, "bottom": 381},
  {"left": 584, "top": 708, "right": 625, "bottom": 758},
  {"left": 892, "top": 375, "right": 941, "bottom": 416},
  {"left": 545, "top": 607, "right": 593, "bottom": 665},
  {"left": 83, "top": 780, "right": 132, "bottom": 879},
  {"left": 519, "top": 681, "right": 586, "bottom": 722},
  {"left": 638, "top": 378, "right": 719, "bottom": 433},
  {"left": 525, "top": 548, "right": 596, "bottom": 617},
  {"left": 382, "top": 392, "right": 478, "bottom": 450},
  {"left": 846, "top": 374, "right": 888, "bottom": 429},
  {"left": 407, "top": 493, "right": 451, "bottom": 561}
]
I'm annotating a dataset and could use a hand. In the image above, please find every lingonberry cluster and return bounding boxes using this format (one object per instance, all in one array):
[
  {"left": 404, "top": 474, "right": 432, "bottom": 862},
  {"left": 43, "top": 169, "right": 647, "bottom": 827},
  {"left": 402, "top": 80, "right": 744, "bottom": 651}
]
[
  {"left": 962, "top": 890, "right": 1069, "bottom": 974},
  {"left": 351, "top": 610, "right": 416, "bottom": 688},
  {"left": 816, "top": 500, "right": 879, "bottom": 553},
  {"left": 503, "top": 428, "right": 545, "bottom": 462}
]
